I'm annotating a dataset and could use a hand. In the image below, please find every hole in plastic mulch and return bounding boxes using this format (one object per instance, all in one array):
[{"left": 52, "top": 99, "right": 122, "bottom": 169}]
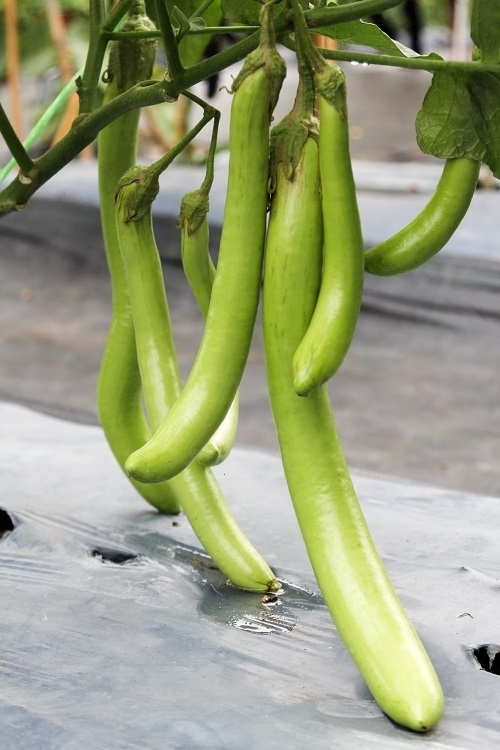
[
  {"left": 0, "top": 507, "right": 15, "bottom": 540},
  {"left": 90, "top": 546, "right": 140, "bottom": 565},
  {"left": 472, "top": 645, "right": 500, "bottom": 675}
]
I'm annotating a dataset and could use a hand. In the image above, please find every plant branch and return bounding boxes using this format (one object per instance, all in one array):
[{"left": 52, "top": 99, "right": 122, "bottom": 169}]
[
  {"left": 305, "top": 0, "right": 405, "bottom": 28},
  {"left": 79, "top": 0, "right": 108, "bottom": 113},
  {"left": 191, "top": 0, "right": 217, "bottom": 20},
  {"left": 2, "top": 0, "right": 495, "bottom": 215},
  {"left": 0, "top": 103, "right": 35, "bottom": 177},
  {"left": 103, "top": 28, "right": 161, "bottom": 39},
  {"left": 144, "top": 104, "right": 217, "bottom": 178},
  {"left": 154, "top": 0, "right": 185, "bottom": 77},
  {"left": 187, "top": 25, "right": 259, "bottom": 35},
  {"left": 104, "top": 24, "right": 258, "bottom": 39},
  {"left": 199, "top": 108, "right": 220, "bottom": 195},
  {"left": 116, "top": 104, "right": 216, "bottom": 222},
  {"left": 0, "top": 70, "right": 83, "bottom": 184},
  {"left": 0, "top": 80, "right": 168, "bottom": 215},
  {"left": 312, "top": 44, "right": 500, "bottom": 74},
  {"left": 102, "top": 0, "right": 133, "bottom": 31}
]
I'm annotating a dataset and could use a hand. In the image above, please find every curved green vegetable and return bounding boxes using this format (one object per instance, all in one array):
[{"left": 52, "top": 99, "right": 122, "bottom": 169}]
[
  {"left": 125, "top": 9, "right": 286, "bottom": 483},
  {"left": 96, "top": 5, "right": 180, "bottom": 513},
  {"left": 364, "top": 158, "right": 480, "bottom": 275},
  {"left": 263, "top": 126, "right": 444, "bottom": 732},
  {"left": 293, "top": 63, "right": 364, "bottom": 396},
  {"left": 179, "top": 189, "right": 239, "bottom": 467},
  {"left": 115, "top": 171, "right": 278, "bottom": 592}
]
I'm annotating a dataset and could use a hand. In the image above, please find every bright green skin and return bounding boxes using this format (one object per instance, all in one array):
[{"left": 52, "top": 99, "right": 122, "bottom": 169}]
[
  {"left": 263, "top": 135, "right": 444, "bottom": 732},
  {"left": 364, "top": 158, "right": 480, "bottom": 275},
  {"left": 125, "top": 58, "right": 285, "bottom": 483},
  {"left": 179, "top": 194, "right": 239, "bottom": 467},
  {"left": 115, "top": 180, "right": 278, "bottom": 593},
  {"left": 293, "top": 84, "right": 364, "bottom": 396},
  {"left": 96, "top": 21, "right": 180, "bottom": 513}
]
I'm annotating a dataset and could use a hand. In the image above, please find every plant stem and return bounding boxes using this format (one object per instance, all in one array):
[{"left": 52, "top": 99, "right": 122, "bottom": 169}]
[
  {"left": 104, "top": 24, "right": 258, "bottom": 39},
  {"left": 307, "top": 43, "right": 500, "bottom": 74},
  {"left": 114, "top": 103, "right": 216, "bottom": 222},
  {"left": 154, "top": 0, "right": 185, "bottom": 77},
  {"left": 187, "top": 25, "right": 259, "bottom": 35},
  {"left": 0, "top": 80, "right": 166, "bottom": 214},
  {"left": 79, "top": 0, "right": 107, "bottom": 113},
  {"left": 305, "top": 0, "right": 406, "bottom": 28},
  {"left": 5, "top": 0, "right": 23, "bottom": 139},
  {"left": 147, "top": 103, "right": 216, "bottom": 181},
  {"left": 0, "top": 70, "right": 83, "bottom": 184},
  {"left": 288, "top": 0, "right": 325, "bottom": 74},
  {"left": 199, "top": 107, "right": 220, "bottom": 194},
  {"left": 1, "top": 0, "right": 497, "bottom": 215},
  {"left": 0, "top": 103, "right": 35, "bottom": 177},
  {"left": 103, "top": 29, "right": 161, "bottom": 39},
  {"left": 102, "top": 0, "right": 133, "bottom": 31},
  {"left": 191, "top": 0, "right": 217, "bottom": 20}
]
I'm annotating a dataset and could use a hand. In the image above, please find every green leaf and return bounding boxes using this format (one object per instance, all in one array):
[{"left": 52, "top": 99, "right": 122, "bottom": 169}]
[
  {"left": 416, "top": 70, "right": 500, "bottom": 178},
  {"left": 221, "top": 0, "right": 265, "bottom": 25},
  {"left": 166, "top": 0, "right": 223, "bottom": 68},
  {"left": 471, "top": 0, "right": 500, "bottom": 64},
  {"left": 316, "top": 18, "right": 437, "bottom": 59},
  {"left": 172, "top": 5, "right": 191, "bottom": 35},
  {"left": 221, "top": 0, "right": 303, "bottom": 26},
  {"left": 189, "top": 16, "right": 207, "bottom": 30}
]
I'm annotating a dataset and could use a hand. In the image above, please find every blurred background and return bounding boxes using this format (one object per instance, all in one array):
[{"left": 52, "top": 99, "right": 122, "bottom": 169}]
[
  {"left": 1, "top": 0, "right": 499, "bottom": 499},
  {"left": 0, "top": 0, "right": 474, "bottom": 163}
]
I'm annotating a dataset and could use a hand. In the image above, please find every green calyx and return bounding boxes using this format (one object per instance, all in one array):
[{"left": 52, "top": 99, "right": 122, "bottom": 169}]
[
  {"left": 315, "top": 64, "right": 347, "bottom": 117},
  {"left": 105, "top": 7, "right": 158, "bottom": 92},
  {"left": 115, "top": 166, "right": 160, "bottom": 223},
  {"left": 232, "top": 2, "right": 287, "bottom": 115},
  {"left": 287, "top": 0, "right": 347, "bottom": 117},
  {"left": 269, "top": 46, "right": 319, "bottom": 186},
  {"left": 270, "top": 113, "right": 318, "bottom": 187},
  {"left": 179, "top": 189, "right": 210, "bottom": 237}
]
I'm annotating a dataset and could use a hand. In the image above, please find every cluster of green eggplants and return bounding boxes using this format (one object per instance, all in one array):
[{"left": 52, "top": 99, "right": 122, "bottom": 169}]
[{"left": 96, "top": 0, "right": 482, "bottom": 733}]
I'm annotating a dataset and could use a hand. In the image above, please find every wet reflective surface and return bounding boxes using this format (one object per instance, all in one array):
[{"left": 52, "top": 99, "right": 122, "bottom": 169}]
[{"left": 1, "top": 403, "right": 500, "bottom": 748}]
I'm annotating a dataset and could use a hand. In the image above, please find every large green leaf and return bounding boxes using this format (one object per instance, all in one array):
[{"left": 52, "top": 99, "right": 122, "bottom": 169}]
[
  {"left": 316, "top": 18, "right": 443, "bottom": 61},
  {"left": 317, "top": 19, "right": 417, "bottom": 57},
  {"left": 471, "top": 0, "right": 500, "bottom": 64},
  {"left": 416, "top": 70, "right": 500, "bottom": 178}
]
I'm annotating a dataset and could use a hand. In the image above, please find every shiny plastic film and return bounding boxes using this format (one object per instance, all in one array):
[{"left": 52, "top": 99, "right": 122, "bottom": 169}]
[{"left": 1, "top": 402, "right": 500, "bottom": 749}]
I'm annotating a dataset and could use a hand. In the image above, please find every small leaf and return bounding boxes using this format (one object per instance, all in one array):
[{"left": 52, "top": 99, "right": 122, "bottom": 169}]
[
  {"left": 471, "top": 0, "right": 500, "bottom": 64},
  {"left": 416, "top": 70, "right": 500, "bottom": 178},
  {"left": 175, "top": 0, "right": 223, "bottom": 68},
  {"left": 189, "top": 16, "right": 207, "bottom": 30},
  {"left": 172, "top": 5, "right": 191, "bottom": 34}
]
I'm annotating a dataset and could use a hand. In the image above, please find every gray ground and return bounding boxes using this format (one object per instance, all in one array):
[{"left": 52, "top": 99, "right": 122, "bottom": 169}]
[{"left": 1, "top": 58, "right": 499, "bottom": 498}]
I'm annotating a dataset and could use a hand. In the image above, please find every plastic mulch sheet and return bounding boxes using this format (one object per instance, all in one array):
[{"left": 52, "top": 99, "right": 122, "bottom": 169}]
[{"left": 1, "top": 401, "right": 500, "bottom": 749}]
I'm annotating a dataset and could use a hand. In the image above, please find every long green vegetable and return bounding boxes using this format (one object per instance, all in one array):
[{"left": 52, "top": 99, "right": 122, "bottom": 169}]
[
  {"left": 364, "top": 157, "right": 481, "bottom": 275},
  {"left": 291, "top": 15, "right": 364, "bottom": 396},
  {"left": 263, "top": 116, "right": 444, "bottom": 731},
  {"left": 124, "top": 5, "right": 286, "bottom": 483},
  {"left": 96, "top": 2, "right": 181, "bottom": 513},
  {"left": 115, "top": 169, "right": 278, "bottom": 592},
  {"left": 179, "top": 188, "right": 239, "bottom": 467}
]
